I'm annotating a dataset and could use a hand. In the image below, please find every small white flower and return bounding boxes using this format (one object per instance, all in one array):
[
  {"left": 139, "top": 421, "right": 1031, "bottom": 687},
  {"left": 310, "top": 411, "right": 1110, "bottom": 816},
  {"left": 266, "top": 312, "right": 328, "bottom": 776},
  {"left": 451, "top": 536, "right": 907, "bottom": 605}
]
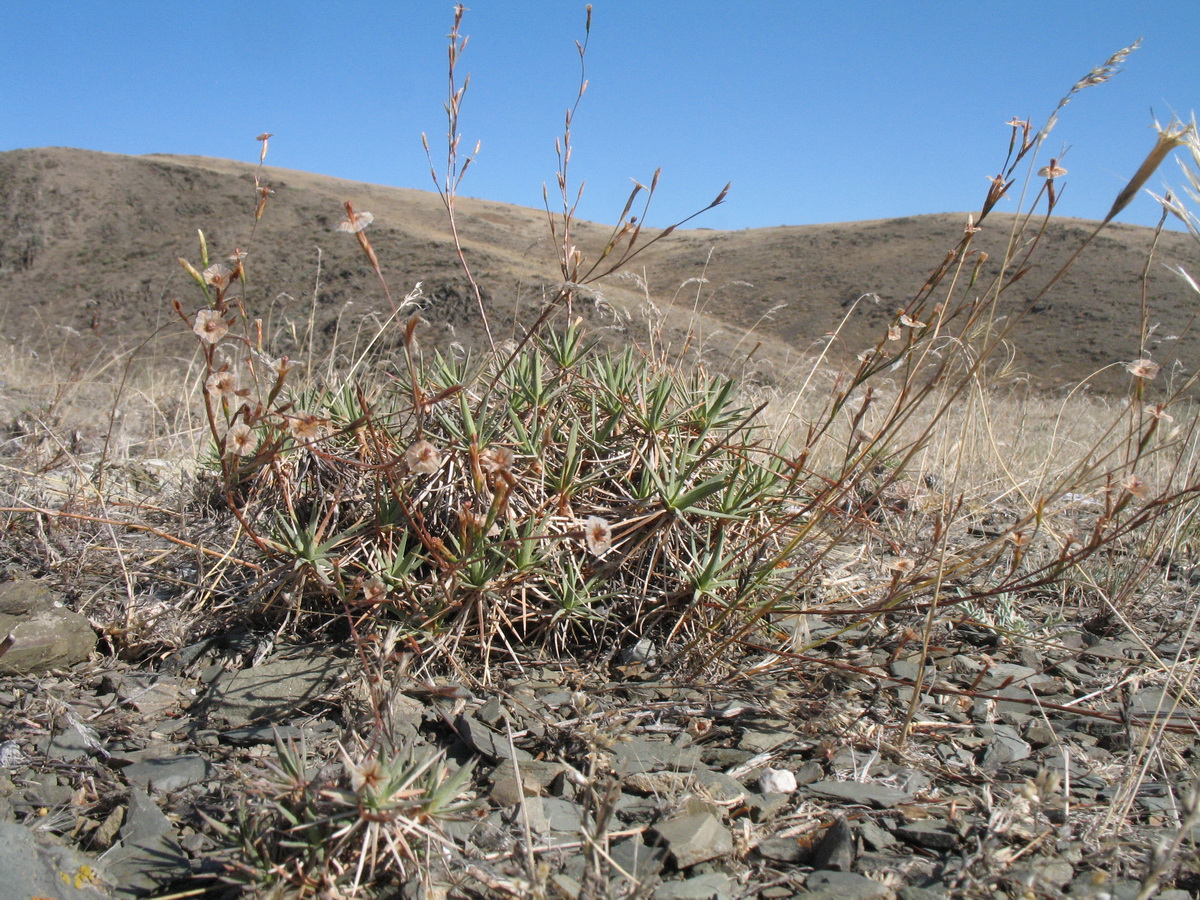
[{"left": 580, "top": 516, "right": 613, "bottom": 556}]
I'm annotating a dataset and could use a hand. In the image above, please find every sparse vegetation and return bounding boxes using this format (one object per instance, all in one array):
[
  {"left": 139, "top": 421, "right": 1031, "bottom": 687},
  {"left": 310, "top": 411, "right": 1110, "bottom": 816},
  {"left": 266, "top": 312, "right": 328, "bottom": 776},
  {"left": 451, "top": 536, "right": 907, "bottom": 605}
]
[{"left": 1, "top": 7, "right": 1199, "bottom": 899}]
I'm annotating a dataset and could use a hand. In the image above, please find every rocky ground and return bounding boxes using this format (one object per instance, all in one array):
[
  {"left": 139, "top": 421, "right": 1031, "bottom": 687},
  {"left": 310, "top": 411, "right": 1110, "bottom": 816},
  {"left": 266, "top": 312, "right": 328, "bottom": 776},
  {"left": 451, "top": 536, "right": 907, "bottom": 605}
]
[{"left": 1, "top": 573, "right": 1199, "bottom": 900}]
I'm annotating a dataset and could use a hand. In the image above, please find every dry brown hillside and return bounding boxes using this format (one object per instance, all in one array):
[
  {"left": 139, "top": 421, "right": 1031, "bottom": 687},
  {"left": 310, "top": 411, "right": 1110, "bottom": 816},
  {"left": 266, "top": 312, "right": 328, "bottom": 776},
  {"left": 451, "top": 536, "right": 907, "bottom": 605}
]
[{"left": 1, "top": 146, "right": 1196, "bottom": 391}]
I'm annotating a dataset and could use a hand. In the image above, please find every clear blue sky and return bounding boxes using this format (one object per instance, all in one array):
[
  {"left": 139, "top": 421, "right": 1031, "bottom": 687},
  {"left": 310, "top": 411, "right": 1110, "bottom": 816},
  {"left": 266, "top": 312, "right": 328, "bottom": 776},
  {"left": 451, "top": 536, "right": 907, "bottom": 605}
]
[{"left": 3, "top": 1, "right": 1198, "bottom": 231}]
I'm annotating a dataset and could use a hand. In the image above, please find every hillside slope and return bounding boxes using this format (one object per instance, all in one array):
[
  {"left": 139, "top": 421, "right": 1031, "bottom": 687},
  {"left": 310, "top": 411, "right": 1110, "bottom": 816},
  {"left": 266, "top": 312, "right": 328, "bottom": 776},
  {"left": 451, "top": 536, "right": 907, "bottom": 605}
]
[{"left": 0, "top": 147, "right": 1196, "bottom": 391}]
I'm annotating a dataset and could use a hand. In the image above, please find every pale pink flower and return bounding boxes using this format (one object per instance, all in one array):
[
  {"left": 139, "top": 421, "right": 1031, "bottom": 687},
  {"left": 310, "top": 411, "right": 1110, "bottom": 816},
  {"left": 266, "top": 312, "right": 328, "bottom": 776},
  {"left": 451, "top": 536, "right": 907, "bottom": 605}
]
[
  {"left": 193, "top": 309, "right": 229, "bottom": 344},
  {"left": 479, "top": 446, "right": 515, "bottom": 475},
  {"left": 202, "top": 263, "right": 233, "bottom": 289},
  {"left": 580, "top": 516, "right": 613, "bottom": 556},
  {"left": 899, "top": 314, "right": 925, "bottom": 329},
  {"left": 885, "top": 557, "right": 916, "bottom": 574},
  {"left": 1038, "top": 162, "right": 1068, "bottom": 179},
  {"left": 361, "top": 576, "right": 387, "bottom": 606},
  {"left": 1144, "top": 403, "right": 1174, "bottom": 422},
  {"left": 225, "top": 422, "right": 257, "bottom": 457},
  {"left": 1124, "top": 359, "right": 1161, "bottom": 380},
  {"left": 963, "top": 214, "right": 981, "bottom": 234},
  {"left": 205, "top": 369, "right": 239, "bottom": 399},
  {"left": 288, "top": 412, "right": 326, "bottom": 443},
  {"left": 405, "top": 439, "right": 441, "bottom": 475}
]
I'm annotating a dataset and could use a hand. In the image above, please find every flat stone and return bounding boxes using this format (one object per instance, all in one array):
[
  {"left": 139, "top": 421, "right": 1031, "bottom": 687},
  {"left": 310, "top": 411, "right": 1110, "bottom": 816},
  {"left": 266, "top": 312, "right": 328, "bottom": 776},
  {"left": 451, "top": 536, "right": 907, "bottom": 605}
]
[
  {"left": 806, "top": 780, "right": 913, "bottom": 809},
  {"left": 101, "top": 789, "right": 190, "bottom": 897},
  {"left": 455, "top": 713, "right": 533, "bottom": 762},
  {"left": 219, "top": 723, "right": 305, "bottom": 746},
  {"left": 859, "top": 819, "right": 896, "bottom": 850},
  {"left": 204, "top": 651, "right": 345, "bottom": 726},
  {"left": 737, "top": 726, "right": 795, "bottom": 753},
  {"left": 804, "top": 870, "right": 891, "bottom": 900},
  {"left": 649, "top": 812, "right": 733, "bottom": 868},
  {"left": 812, "top": 816, "right": 855, "bottom": 871},
  {"left": 693, "top": 768, "right": 746, "bottom": 804},
  {"left": 653, "top": 871, "right": 733, "bottom": 899},
  {"left": 755, "top": 835, "right": 808, "bottom": 863},
  {"left": 0, "top": 580, "right": 96, "bottom": 674},
  {"left": 980, "top": 723, "right": 1032, "bottom": 769},
  {"left": 0, "top": 820, "right": 112, "bottom": 898},
  {"left": 614, "top": 737, "right": 701, "bottom": 774},
  {"left": 122, "top": 753, "right": 213, "bottom": 793},
  {"left": 609, "top": 836, "right": 668, "bottom": 882},
  {"left": 105, "top": 672, "right": 189, "bottom": 717},
  {"left": 896, "top": 820, "right": 960, "bottom": 850}
]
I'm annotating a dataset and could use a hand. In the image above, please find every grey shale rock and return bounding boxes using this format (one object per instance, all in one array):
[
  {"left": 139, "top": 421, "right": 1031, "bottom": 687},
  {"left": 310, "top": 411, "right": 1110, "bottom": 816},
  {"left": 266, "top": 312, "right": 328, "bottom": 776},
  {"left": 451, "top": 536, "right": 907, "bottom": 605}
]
[
  {"left": 0, "top": 820, "right": 112, "bottom": 898},
  {"left": 896, "top": 820, "right": 960, "bottom": 851},
  {"left": 122, "top": 753, "right": 214, "bottom": 794},
  {"left": 609, "top": 836, "right": 668, "bottom": 882},
  {"left": 804, "top": 870, "right": 892, "bottom": 900},
  {"left": 812, "top": 816, "right": 855, "bottom": 871},
  {"left": 203, "top": 649, "right": 345, "bottom": 726},
  {"left": 0, "top": 579, "right": 96, "bottom": 674},
  {"left": 649, "top": 812, "right": 734, "bottom": 868},
  {"left": 455, "top": 712, "right": 533, "bottom": 762},
  {"left": 102, "top": 788, "right": 190, "bottom": 898},
  {"left": 653, "top": 871, "right": 734, "bottom": 900},
  {"left": 806, "top": 780, "right": 914, "bottom": 809},
  {"left": 614, "top": 736, "right": 702, "bottom": 774}
]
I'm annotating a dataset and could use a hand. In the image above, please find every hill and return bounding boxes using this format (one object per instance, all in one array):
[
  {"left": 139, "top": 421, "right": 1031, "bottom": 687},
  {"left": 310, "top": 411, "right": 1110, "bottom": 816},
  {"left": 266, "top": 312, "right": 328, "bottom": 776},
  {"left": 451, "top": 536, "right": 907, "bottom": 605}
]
[{"left": 0, "top": 146, "right": 1196, "bottom": 391}]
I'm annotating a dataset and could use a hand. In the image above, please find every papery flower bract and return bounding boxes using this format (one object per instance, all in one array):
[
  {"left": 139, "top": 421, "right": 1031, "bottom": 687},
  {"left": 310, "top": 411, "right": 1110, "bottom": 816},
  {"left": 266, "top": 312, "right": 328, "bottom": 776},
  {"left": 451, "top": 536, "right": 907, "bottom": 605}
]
[
  {"left": 479, "top": 446, "right": 515, "bottom": 475},
  {"left": 885, "top": 557, "right": 916, "bottom": 574},
  {"left": 192, "top": 309, "right": 229, "bottom": 344},
  {"left": 1125, "top": 358, "right": 1161, "bottom": 380},
  {"left": 255, "top": 352, "right": 296, "bottom": 382},
  {"left": 205, "top": 369, "right": 239, "bottom": 399},
  {"left": 202, "top": 263, "right": 233, "bottom": 289},
  {"left": 1121, "top": 473, "right": 1152, "bottom": 500},
  {"left": 580, "top": 516, "right": 613, "bottom": 556},
  {"left": 1038, "top": 162, "right": 1068, "bottom": 179},
  {"left": 405, "top": 439, "right": 442, "bottom": 475},
  {"left": 336, "top": 207, "right": 374, "bottom": 234},
  {"left": 361, "top": 576, "right": 387, "bottom": 606},
  {"left": 899, "top": 314, "right": 925, "bottom": 329},
  {"left": 288, "top": 412, "right": 326, "bottom": 443},
  {"left": 225, "top": 422, "right": 257, "bottom": 457}
]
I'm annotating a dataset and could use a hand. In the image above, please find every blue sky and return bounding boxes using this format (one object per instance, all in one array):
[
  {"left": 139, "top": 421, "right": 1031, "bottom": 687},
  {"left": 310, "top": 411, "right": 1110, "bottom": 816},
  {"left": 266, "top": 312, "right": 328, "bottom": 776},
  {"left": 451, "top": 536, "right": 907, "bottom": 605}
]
[{"left": 3, "top": 1, "right": 1198, "bottom": 231}]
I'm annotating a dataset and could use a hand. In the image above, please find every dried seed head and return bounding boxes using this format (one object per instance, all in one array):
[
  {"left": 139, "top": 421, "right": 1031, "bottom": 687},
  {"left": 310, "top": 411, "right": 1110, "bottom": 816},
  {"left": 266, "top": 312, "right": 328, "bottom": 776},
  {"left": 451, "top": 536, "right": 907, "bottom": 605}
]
[
  {"left": 580, "top": 516, "right": 613, "bottom": 556},
  {"left": 405, "top": 439, "right": 442, "bottom": 475},
  {"left": 192, "top": 309, "right": 229, "bottom": 344}
]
